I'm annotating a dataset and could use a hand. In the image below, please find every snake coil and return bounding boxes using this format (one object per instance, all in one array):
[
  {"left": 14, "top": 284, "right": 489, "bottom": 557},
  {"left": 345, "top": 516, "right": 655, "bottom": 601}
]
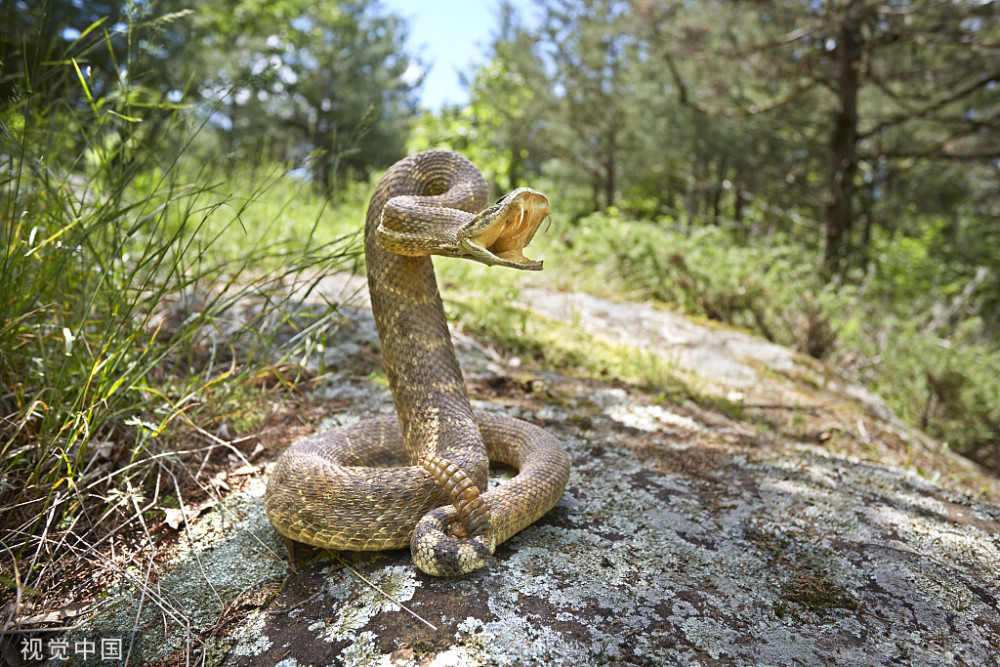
[{"left": 265, "top": 151, "right": 570, "bottom": 576}]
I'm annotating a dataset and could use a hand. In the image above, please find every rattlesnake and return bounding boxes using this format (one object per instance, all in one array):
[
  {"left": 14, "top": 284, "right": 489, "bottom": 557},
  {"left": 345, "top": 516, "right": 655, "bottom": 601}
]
[{"left": 264, "top": 150, "right": 570, "bottom": 576}]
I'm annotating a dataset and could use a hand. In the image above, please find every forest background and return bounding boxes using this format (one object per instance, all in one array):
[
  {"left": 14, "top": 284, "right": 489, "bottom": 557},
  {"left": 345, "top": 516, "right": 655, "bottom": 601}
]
[{"left": 2, "top": 0, "right": 998, "bottom": 599}]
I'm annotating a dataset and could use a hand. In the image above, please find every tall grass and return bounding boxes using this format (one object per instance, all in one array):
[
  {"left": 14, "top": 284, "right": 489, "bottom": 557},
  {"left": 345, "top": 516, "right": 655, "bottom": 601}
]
[{"left": 0, "top": 21, "right": 358, "bottom": 608}]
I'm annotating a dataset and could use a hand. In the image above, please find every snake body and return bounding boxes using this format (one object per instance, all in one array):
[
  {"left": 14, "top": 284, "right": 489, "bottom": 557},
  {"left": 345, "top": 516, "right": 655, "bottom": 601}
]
[{"left": 264, "top": 151, "right": 570, "bottom": 576}]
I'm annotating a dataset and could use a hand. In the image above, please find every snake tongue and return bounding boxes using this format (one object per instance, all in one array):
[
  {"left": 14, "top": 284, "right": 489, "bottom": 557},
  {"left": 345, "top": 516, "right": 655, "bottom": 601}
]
[{"left": 463, "top": 188, "right": 549, "bottom": 270}]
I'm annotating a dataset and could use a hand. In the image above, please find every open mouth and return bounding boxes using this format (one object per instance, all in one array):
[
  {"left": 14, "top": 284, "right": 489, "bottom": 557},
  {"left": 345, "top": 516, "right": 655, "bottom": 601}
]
[{"left": 464, "top": 188, "right": 549, "bottom": 270}]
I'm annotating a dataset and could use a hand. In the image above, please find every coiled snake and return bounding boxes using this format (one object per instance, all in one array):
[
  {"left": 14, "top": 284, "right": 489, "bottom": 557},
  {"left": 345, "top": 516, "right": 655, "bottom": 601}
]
[{"left": 264, "top": 151, "right": 570, "bottom": 576}]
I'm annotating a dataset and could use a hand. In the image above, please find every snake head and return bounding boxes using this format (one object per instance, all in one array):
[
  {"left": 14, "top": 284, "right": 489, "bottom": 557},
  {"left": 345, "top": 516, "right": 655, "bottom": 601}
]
[{"left": 458, "top": 188, "right": 549, "bottom": 271}]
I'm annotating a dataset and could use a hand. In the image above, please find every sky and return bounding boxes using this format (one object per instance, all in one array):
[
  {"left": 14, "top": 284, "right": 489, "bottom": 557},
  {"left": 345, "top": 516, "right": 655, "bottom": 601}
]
[{"left": 380, "top": 0, "right": 531, "bottom": 110}]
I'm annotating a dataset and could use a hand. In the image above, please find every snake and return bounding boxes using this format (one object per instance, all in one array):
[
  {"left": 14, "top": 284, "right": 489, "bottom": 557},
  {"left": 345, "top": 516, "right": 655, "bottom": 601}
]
[{"left": 264, "top": 150, "right": 571, "bottom": 576}]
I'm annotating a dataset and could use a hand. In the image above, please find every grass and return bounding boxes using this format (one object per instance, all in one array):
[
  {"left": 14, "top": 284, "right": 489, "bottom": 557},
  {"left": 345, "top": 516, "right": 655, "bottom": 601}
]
[
  {"left": 435, "top": 257, "right": 696, "bottom": 402},
  {"left": 512, "top": 209, "right": 1000, "bottom": 469},
  {"left": 0, "top": 41, "right": 363, "bottom": 614}
]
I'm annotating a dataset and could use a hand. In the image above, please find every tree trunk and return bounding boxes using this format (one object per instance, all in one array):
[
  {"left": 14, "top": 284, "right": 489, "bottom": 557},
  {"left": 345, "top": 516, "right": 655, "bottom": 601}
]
[
  {"left": 734, "top": 178, "right": 748, "bottom": 238},
  {"left": 507, "top": 147, "right": 523, "bottom": 192},
  {"left": 823, "top": 0, "right": 864, "bottom": 278},
  {"left": 603, "top": 124, "right": 617, "bottom": 209}
]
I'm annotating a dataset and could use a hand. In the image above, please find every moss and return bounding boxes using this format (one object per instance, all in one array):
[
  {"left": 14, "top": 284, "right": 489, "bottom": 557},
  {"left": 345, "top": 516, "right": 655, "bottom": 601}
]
[
  {"left": 448, "top": 295, "right": 695, "bottom": 405},
  {"left": 744, "top": 523, "right": 861, "bottom": 620},
  {"left": 782, "top": 575, "right": 860, "bottom": 617}
]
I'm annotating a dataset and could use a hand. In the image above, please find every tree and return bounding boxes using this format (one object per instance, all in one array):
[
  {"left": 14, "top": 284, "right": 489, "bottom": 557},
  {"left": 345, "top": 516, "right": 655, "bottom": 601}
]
[
  {"left": 460, "top": 1, "right": 551, "bottom": 193},
  {"left": 146, "top": 0, "right": 419, "bottom": 191},
  {"left": 537, "top": 0, "right": 645, "bottom": 211},
  {"left": 646, "top": 0, "right": 1000, "bottom": 276},
  {"left": 1, "top": 0, "right": 130, "bottom": 108},
  {"left": 458, "top": 0, "right": 649, "bottom": 215},
  {"left": 779, "top": 0, "right": 1000, "bottom": 275},
  {"left": 7, "top": 0, "right": 421, "bottom": 190},
  {"left": 472, "top": 0, "right": 826, "bottom": 223}
]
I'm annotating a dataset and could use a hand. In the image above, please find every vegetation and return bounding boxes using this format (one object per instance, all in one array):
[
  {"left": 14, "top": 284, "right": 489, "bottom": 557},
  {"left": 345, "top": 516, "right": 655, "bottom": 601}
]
[
  {"left": 1, "top": 0, "right": 998, "bottom": 624},
  {"left": 419, "top": 0, "right": 1000, "bottom": 469},
  {"left": 0, "top": 0, "right": 366, "bottom": 605}
]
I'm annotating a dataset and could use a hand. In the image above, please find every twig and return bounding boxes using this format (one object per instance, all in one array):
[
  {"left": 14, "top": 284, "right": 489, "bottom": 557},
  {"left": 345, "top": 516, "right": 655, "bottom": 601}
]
[
  {"left": 160, "top": 466, "right": 226, "bottom": 611},
  {"left": 276, "top": 588, "right": 328, "bottom": 614},
  {"left": 922, "top": 266, "right": 989, "bottom": 336},
  {"left": 155, "top": 445, "right": 287, "bottom": 568},
  {"left": 739, "top": 403, "right": 821, "bottom": 414},
  {"left": 334, "top": 555, "right": 438, "bottom": 632}
]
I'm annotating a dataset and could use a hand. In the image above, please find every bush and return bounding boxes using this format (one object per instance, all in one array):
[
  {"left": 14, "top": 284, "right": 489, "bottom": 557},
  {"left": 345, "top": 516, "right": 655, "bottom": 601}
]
[
  {"left": 547, "top": 213, "right": 849, "bottom": 358},
  {"left": 539, "top": 210, "right": 999, "bottom": 466}
]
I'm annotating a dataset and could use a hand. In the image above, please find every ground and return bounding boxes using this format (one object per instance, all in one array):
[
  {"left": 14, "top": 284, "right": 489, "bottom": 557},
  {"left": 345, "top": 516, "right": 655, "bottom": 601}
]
[{"left": 14, "top": 274, "right": 1000, "bottom": 667}]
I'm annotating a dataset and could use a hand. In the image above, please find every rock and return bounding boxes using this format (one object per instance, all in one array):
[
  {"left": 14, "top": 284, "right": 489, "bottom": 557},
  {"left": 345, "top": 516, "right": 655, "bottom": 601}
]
[
  {"left": 58, "top": 280, "right": 1000, "bottom": 667},
  {"left": 516, "top": 288, "right": 895, "bottom": 422},
  {"left": 221, "top": 371, "right": 1000, "bottom": 666}
]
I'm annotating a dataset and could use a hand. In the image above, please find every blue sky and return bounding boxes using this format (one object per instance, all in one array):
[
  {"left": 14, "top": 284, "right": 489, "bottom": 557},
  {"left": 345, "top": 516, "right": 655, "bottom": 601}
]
[{"left": 381, "top": 0, "right": 532, "bottom": 110}]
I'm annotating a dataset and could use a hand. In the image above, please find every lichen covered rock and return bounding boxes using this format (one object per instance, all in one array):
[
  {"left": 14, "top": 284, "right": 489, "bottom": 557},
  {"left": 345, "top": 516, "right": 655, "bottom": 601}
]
[
  {"left": 63, "top": 287, "right": 1000, "bottom": 667},
  {"left": 225, "top": 352, "right": 1000, "bottom": 666}
]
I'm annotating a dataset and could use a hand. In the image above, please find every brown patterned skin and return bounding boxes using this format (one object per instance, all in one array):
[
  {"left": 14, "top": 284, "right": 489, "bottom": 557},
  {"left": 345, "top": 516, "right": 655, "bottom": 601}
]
[{"left": 264, "top": 151, "right": 570, "bottom": 576}]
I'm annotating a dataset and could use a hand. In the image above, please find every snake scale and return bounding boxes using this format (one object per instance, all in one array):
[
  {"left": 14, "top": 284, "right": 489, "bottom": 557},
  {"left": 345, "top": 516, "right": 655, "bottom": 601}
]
[{"left": 264, "top": 150, "right": 571, "bottom": 576}]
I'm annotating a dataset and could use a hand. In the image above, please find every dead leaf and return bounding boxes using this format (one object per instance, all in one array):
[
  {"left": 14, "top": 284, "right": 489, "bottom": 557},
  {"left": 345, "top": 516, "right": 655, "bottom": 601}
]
[
  {"left": 164, "top": 508, "right": 186, "bottom": 530},
  {"left": 17, "top": 601, "right": 91, "bottom": 626},
  {"left": 212, "top": 471, "right": 230, "bottom": 491}
]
